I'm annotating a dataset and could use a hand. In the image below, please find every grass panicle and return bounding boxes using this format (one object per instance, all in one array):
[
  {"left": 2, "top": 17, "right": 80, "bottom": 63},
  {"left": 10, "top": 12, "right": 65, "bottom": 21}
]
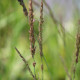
[
  {"left": 75, "top": 34, "right": 80, "bottom": 64},
  {"left": 15, "top": 47, "right": 37, "bottom": 80},
  {"left": 72, "top": 20, "right": 80, "bottom": 80},
  {"left": 29, "top": 0, "right": 35, "bottom": 58},
  {"left": 39, "top": 0, "right": 44, "bottom": 57},
  {"left": 18, "top": 0, "right": 28, "bottom": 16},
  {"left": 29, "top": 0, "right": 36, "bottom": 77},
  {"left": 39, "top": 1, "right": 44, "bottom": 80}
]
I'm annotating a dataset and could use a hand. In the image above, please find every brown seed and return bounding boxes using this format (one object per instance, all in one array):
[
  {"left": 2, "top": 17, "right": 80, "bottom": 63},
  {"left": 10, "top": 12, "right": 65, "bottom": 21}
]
[{"left": 33, "top": 62, "right": 36, "bottom": 67}]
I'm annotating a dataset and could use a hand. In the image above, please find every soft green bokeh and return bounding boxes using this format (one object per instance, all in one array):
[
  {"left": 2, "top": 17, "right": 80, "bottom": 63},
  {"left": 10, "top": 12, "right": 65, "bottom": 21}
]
[{"left": 0, "top": 0, "right": 79, "bottom": 80}]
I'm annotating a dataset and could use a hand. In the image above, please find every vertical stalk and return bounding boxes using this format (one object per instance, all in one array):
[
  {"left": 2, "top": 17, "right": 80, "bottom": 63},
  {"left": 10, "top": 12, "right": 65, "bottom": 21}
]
[
  {"left": 29, "top": 0, "right": 36, "bottom": 77},
  {"left": 73, "top": 20, "right": 80, "bottom": 80},
  {"left": 39, "top": 0, "right": 44, "bottom": 80}
]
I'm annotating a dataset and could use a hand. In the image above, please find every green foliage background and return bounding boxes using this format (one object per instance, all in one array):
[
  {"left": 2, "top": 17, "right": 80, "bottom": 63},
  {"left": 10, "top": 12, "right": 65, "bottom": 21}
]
[{"left": 0, "top": 0, "right": 80, "bottom": 80}]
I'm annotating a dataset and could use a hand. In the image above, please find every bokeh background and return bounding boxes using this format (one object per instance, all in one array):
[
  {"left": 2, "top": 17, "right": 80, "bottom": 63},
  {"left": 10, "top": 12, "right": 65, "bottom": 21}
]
[{"left": 0, "top": 0, "right": 80, "bottom": 80}]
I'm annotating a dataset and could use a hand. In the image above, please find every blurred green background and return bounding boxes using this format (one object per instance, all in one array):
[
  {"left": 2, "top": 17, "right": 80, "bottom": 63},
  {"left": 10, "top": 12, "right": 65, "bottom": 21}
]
[{"left": 0, "top": 0, "right": 80, "bottom": 80}]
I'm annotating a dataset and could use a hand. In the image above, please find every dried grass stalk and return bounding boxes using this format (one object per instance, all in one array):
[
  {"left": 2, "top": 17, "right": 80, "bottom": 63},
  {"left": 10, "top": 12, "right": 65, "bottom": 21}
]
[
  {"left": 39, "top": 0, "right": 44, "bottom": 57},
  {"left": 18, "top": 0, "right": 28, "bottom": 16},
  {"left": 29, "top": 0, "right": 35, "bottom": 58},
  {"left": 39, "top": 1, "right": 44, "bottom": 80},
  {"left": 15, "top": 47, "right": 37, "bottom": 80}
]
